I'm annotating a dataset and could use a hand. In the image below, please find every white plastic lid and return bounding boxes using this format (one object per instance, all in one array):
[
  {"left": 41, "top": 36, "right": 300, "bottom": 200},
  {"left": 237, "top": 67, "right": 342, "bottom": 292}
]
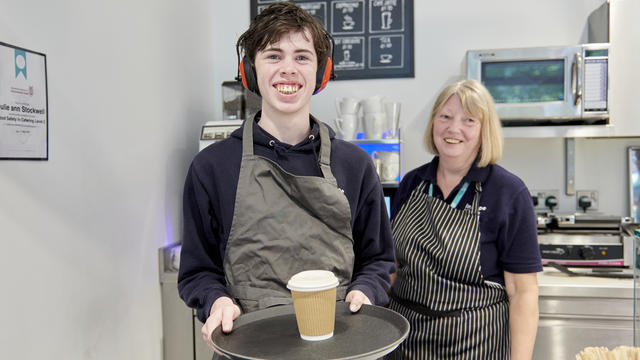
[{"left": 286, "top": 270, "right": 339, "bottom": 292}]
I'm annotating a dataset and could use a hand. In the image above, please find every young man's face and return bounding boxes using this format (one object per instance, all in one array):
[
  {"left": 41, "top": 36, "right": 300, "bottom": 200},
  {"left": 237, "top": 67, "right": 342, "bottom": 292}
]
[{"left": 253, "top": 30, "right": 318, "bottom": 118}]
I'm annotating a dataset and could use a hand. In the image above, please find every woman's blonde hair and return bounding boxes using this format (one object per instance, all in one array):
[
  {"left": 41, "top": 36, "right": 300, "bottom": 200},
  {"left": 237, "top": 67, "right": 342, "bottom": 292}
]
[{"left": 424, "top": 79, "right": 503, "bottom": 167}]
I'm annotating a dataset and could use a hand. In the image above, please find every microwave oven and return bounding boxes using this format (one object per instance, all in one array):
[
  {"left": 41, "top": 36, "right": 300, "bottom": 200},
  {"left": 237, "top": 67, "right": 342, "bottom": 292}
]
[{"left": 466, "top": 43, "right": 609, "bottom": 126}]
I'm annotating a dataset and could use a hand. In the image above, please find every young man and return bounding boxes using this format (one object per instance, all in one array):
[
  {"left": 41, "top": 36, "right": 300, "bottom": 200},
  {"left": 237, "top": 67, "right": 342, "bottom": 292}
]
[{"left": 178, "top": 1, "right": 395, "bottom": 349}]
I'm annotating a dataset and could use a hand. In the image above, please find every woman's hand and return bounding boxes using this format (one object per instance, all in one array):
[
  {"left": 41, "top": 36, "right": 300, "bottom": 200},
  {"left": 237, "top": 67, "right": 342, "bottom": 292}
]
[
  {"left": 201, "top": 296, "right": 242, "bottom": 350},
  {"left": 345, "top": 289, "right": 372, "bottom": 312}
]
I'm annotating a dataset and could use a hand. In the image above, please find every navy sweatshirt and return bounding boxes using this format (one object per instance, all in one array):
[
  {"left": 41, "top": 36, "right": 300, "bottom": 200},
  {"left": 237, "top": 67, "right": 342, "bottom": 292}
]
[{"left": 178, "top": 114, "right": 396, "bottom": 323}]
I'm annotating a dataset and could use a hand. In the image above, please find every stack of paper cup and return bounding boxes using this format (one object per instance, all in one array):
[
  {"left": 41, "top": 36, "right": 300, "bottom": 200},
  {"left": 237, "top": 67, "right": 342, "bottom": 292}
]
[
  {"left": 287, "top": 270, "right": 339, "bottom": 341},
  {"left": 335, "top": 114, "right": 358, "bottom": 140},
  {"left": 335, "top": 97, "right": 361, "bottom": 140},
  {"left": 362, "top": 96, "right": 387, "bottom": 139}
]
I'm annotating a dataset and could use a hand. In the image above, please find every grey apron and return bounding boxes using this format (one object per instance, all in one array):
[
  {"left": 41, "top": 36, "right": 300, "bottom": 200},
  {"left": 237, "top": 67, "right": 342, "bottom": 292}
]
[
  {"left": 387, "top": 181, "right": 509, "bottom": 359},
  {"left": 223, "top": 117, "right": 355, "bottom": 313}
]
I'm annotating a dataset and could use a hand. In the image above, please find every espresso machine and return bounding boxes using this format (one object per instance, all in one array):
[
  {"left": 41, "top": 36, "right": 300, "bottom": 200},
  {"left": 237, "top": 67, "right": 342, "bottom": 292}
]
[{"left": 199, "top": 81, "right": 262, "bottom": 151}]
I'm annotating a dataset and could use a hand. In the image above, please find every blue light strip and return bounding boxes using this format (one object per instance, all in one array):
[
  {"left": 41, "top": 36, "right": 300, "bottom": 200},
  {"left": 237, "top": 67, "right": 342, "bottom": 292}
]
[{"left": 354, "top": 142, "right": 400, "bottom": 155}]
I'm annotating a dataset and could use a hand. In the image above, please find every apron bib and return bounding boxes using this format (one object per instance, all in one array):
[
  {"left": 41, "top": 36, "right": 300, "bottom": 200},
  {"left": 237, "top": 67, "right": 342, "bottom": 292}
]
[
  {"left": 388, "top": 181, "right": 509, "bottom": 359},
  {"left": 223, "top": 117, "right": 355, "bottom": 313}
]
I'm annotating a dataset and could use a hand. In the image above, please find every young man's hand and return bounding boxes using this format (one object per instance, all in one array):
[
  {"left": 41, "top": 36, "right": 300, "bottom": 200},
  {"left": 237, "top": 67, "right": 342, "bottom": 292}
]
[
  {"left": 201, "top": 296, "right": 242, "bottom": 350},
  {"left": 345, "top": 290, "right": 371, "bottom": 312}
]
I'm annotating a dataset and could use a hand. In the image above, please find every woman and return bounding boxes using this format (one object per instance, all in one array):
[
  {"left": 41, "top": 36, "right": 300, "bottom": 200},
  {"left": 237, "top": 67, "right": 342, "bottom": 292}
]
[{"left": 388, "top": 80, "right": 542, "bottom": 359}]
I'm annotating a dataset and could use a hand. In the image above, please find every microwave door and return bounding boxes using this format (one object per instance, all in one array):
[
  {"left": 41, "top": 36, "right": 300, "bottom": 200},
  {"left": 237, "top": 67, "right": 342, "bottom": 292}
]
[{"left": 467, "top": 46, "right": 582, "bottom": 123}]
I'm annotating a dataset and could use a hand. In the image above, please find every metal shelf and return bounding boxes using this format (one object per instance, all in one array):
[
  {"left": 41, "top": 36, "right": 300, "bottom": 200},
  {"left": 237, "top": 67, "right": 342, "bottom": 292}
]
[{"left": 502, "top": 124, "right": 613, "bottom": 138}]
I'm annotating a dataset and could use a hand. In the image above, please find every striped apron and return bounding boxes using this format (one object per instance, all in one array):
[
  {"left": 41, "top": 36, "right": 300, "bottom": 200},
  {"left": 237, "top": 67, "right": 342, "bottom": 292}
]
[{"left": 387, "top": 181, "right": 509, "bottom": 359}]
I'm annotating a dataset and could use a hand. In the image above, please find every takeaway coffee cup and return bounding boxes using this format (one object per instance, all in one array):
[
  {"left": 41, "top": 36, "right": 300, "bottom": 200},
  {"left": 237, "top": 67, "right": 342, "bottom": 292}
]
[{"left": 286, "top": 270, "right": 339, "bottom": 341}]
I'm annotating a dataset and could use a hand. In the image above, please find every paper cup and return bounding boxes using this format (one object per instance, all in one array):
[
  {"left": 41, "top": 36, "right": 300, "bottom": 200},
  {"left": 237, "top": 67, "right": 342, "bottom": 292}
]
[{"left": 287, "top": 270, "right": 339, "bottom": 341}]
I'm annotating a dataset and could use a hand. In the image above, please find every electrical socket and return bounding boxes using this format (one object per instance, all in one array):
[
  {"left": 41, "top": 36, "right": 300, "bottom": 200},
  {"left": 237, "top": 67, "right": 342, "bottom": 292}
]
[
  {"left": 576, "top": 190, "right": 599, "bottom": 212},
  {"left": 530, "top": 189, "right": 560, "bottom": 211}
]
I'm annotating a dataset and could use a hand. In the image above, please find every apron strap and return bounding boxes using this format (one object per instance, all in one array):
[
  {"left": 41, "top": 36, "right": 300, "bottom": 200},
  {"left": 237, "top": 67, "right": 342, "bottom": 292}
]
[
  {"left": 242, "top": 117, "right": 254, "bottom": 156},
  {"left": 428, "top": 181, "right": 470, "bottom": 209},
  {"left": 316, "top": 118, "right": 336, "bottom": 182},
  {"left": 428, "top": 181, "right": 483, "bottom": 211},
  {"left": 242, "top": 114, "right": 337, "bottom": 182},
  {"left": 472, "top": 181, "right": 483, "bottom": 210}
]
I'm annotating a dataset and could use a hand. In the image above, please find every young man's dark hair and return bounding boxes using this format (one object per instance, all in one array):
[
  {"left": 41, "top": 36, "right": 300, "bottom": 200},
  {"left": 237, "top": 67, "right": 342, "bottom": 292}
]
[{"left": 237, "top": 1, "right": 330, "bottom": 69}]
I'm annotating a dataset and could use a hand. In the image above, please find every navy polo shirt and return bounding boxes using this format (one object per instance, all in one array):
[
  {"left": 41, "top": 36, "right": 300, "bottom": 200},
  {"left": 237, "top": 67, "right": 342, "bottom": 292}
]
[{"left": 391, "top": 156, "right": 542, "bottom": 285}]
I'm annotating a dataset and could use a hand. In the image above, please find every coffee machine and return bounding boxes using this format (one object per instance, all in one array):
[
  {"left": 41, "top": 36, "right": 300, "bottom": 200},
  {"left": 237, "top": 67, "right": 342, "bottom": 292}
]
[
  {"left": 200, "top": 81, "right": 262, "bottom": 151},
  {"left": 221, "top": 81, "right": 261, "bottom": 121}
]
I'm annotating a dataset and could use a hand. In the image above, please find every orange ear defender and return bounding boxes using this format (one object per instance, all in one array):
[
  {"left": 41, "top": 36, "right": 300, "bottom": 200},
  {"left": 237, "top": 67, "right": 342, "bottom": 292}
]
[
  {"left": 237, "top": 56, "right": 259, "bottom": 95},
  {"left": 314, "top": 57, "right": 333, "bottom": 95}
]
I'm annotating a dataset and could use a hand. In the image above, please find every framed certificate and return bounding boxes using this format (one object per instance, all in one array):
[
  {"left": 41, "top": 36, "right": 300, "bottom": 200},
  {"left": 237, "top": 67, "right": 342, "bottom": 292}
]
[{"left": 0, "top": 42, "right": 48, "bottom": 160}]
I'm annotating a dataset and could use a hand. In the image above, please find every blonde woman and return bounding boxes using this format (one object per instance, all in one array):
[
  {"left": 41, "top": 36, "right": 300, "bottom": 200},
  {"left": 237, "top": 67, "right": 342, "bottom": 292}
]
[{"left": 387, "top": 80, "right": 541, "bottom": 359}]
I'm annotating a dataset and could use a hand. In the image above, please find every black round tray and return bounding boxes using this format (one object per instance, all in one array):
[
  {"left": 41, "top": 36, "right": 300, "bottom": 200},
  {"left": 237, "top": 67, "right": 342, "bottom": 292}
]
[{"left": 212, "top": 302, "right": 409, "bottom": 360}]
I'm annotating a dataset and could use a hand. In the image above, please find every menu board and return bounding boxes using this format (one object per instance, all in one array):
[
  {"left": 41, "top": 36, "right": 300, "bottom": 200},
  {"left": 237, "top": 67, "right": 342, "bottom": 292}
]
[{"left": 251, "top": 0, "right": 414, "bottom": 80}]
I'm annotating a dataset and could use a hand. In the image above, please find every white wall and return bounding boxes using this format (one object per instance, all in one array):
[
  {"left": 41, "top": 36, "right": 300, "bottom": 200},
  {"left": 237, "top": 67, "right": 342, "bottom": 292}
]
[
  {"left": 500, "top": 137, "right": 640, "bottom": 215},
  {"left": 609, "top": 0, "right": 640, "bottom": 136},
  {"left": 0, "top": 0, "right": 216, "bottom": 359}
]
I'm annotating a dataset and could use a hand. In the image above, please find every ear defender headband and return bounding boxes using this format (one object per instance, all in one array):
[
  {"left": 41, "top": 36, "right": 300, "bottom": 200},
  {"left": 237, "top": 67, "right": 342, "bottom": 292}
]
[{"left": 235, "top": 31, "right": 335, "bottom": 96}]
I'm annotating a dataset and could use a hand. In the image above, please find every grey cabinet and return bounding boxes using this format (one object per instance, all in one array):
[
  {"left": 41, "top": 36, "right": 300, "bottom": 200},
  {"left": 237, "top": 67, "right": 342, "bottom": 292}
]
[
  {"left": 533, "top": 270, "right": 634, "bottom": 359},
  {"left": 159, "top": 246, "right": 214, "bottom": 360},
  {"left": 194, "top": 318, "right": 213, "bottom": 360}
]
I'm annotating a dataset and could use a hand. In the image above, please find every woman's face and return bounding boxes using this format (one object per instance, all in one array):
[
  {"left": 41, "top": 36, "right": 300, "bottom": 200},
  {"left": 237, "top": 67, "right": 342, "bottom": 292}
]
[{"left": 433, "top": 94, "right": 482, "bottom": 166}]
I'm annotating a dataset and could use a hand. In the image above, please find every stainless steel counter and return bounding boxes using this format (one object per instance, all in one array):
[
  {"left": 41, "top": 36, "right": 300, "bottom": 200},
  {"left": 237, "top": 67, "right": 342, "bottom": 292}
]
[
  {"left": 538, "top": 267, "right": 634, "bottom": 297},
  {"left": 161, "top": 243, "right": 637, "bottom": 360},
  {"left": 533, "top": 267, "right": 635, "bottom": 359}
]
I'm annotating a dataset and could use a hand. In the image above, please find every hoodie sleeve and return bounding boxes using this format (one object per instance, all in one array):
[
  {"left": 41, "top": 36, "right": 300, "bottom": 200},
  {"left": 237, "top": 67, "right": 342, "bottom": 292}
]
[
  {"left": 177, "top": 162, "right": 232, "bottom": 323},
  {"left": 347, "top": 159, "right": 396, "bottom": 306}
]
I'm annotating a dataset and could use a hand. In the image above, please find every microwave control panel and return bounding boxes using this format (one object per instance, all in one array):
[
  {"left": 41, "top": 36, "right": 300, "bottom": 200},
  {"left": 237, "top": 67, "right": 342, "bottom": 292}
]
[{"left": 583, "top": 48, "right": 608, "bottom": 112}]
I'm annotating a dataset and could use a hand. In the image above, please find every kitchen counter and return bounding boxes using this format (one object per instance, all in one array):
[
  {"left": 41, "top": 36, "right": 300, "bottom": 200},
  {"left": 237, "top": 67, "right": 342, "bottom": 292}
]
[
  {"left": 533, "top": 266, "right": 637, "bottom": 359},
  {"left": 538, "top": 266, "right": 634, "bottom": 298}
]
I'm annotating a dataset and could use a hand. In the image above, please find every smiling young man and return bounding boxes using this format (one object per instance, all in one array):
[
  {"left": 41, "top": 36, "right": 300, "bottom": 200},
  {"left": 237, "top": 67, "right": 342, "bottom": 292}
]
[{"left": 177, "top": 1, "right": 395, "bottom": 350}]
